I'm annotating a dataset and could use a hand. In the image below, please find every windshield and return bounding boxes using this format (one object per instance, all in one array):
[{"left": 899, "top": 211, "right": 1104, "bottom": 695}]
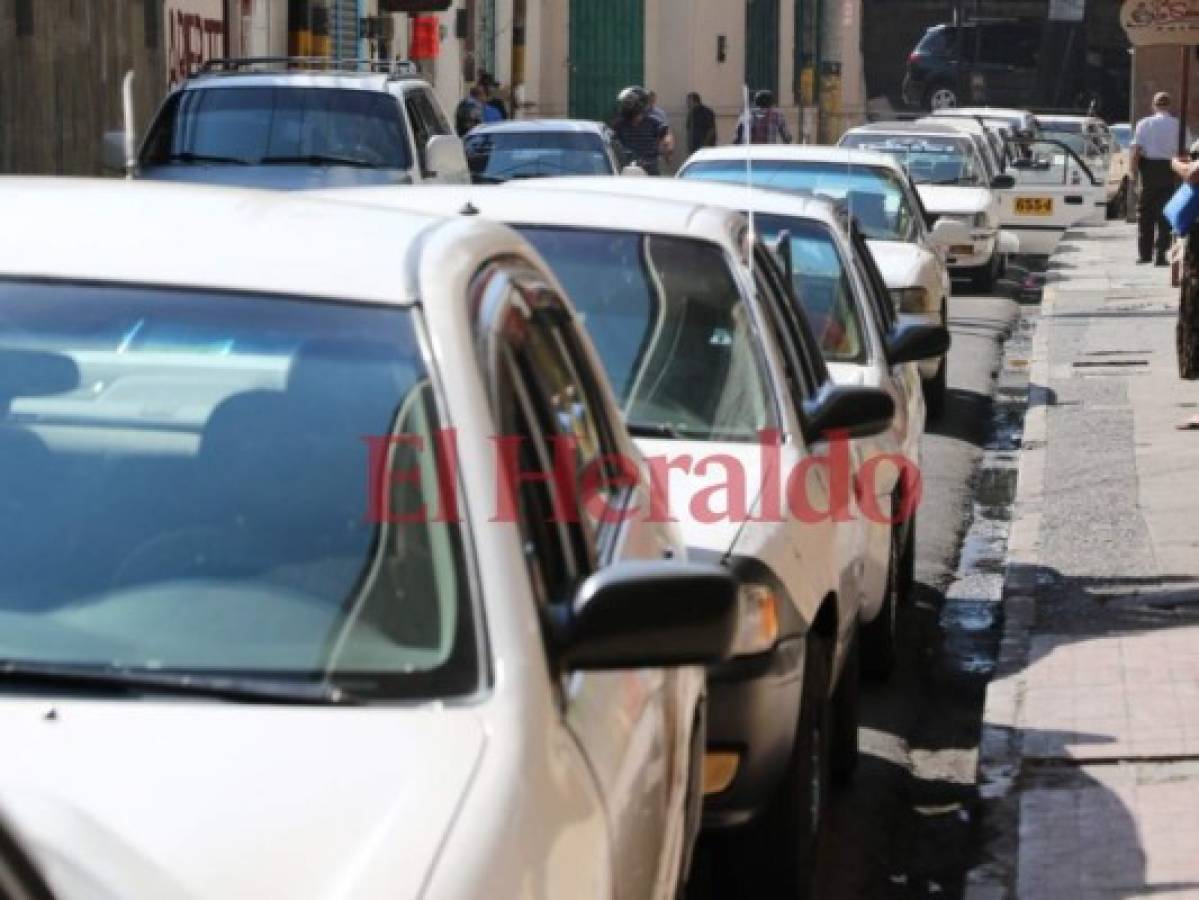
[
  {"left": 756, "top": 214, "right": 867, "bottom": 364},
  {"left": 465, "top": 130, "right": 611, "bottom": 181},
  {"left": 840, "top": 133, "right": 981, "bottom": 186},
  {"left": 0, "top": 281, "right": 475, "bottom": 701},
  {"left": 915, "top": 26, "right": 957, "bottom": 57},
  {"left": 682, "top": 160, "right": 918, "bottom": 242},
  {"left": 519, "top": 228, "right": 774, "bottom": 441},
  {"left": 142, "top": 87, "right": 413, "bottom": 169}
]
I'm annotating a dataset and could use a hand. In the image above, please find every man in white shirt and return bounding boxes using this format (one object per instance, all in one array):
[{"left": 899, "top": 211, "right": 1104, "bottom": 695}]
[{"left": 1132, "top": 92, "right": 1183, "bottom": 265}]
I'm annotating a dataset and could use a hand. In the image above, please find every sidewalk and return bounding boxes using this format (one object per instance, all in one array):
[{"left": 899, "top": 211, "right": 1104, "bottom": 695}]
[{"left": 970, "top": 222, "right": 1199, "bottom": 900}]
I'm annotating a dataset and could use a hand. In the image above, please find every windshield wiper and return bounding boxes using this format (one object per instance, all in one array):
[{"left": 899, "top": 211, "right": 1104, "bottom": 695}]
[
  {"left": 627, "top": 422, "right": 686, "bottom": 439},
  {"left": 0, "top": 661, "right": 357, "bottom": 706},
  {"left": 165, "top": 152, "right": 250, "bottom": 166},
  {"left": 258, "top": 154, "right": 380, "bottom": 169}
]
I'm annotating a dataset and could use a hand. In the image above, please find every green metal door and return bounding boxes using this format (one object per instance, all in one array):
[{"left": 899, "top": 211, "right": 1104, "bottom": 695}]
[
  {"left": 746, "top": 0, "right": 780, "bottom": 95},
  {"left": 569, "top": 0, "right": 644, "bottom": 122}
]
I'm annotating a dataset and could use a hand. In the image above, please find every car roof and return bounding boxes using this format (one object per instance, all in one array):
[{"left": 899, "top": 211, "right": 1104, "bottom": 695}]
[
  {"left": 315, "top": 183, "right": 746, "bottom": 247},
  {"left": 182, "top": 71, "right": 404, "bottom": 92},
  {"left": 468, "top": 119, "right": 608, "bottom": 136},
  {"left": 0, "top": 178, "right": 456, "bottom": 304},
  {"left": 527, "top": 175, "right": 845, "bottom": 231},
  {"left": 684, "top": 144, "right": 907, "bottom": 174},
  {"left": 917, "top": 116, "right": 988, "bottom": 134},
  {"left": 1037, "top": 115, "right": 1103, "bottom": 127},
  {"left": 852, "top": 121, "right": 964, "bottom": 136}
]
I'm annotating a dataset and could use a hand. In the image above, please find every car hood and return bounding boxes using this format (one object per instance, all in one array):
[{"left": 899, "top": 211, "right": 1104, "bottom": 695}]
[
  {"left": 914, "top": 185, "right": 990, "bottom": 215},
  {"left": 864, "top": 239, "right": 928, "bottom": 290},
  {"left": 0, "top": 700, "right": 486, "bottom": 900},
  {"left": 633, "top": 437, "right": 771, "bottom": 559},
  {"left": 138, "top": 166, "right": 413, "bottom": 191}
]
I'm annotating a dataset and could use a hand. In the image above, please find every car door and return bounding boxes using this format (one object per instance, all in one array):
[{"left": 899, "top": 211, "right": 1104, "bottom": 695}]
[
  {"left": 491, "top": 269, "right": 682, "bottom": 900},
  {"left": 1000, "top": 137, "right": 1104, "bottom": 255}
]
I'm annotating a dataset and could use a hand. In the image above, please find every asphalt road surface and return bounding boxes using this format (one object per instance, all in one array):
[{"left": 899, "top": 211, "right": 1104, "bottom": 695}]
[{"left": 691, "top": 275, "right": 1026, "bottom": 900}]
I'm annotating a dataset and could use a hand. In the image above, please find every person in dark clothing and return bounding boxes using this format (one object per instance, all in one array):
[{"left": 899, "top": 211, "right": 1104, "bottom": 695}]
[
  {"left": 1132, "top": 92, "right": 1182, "bottom": 265},
  {"left": 477, "top": 72, "right": 509, "bottom": 122},
  {"left": 454, "top": 86, "right": 486, "bottom": 137},
  {"left": 612, "top": 86, "right": 673, "bottom": 176},
  {"left": 686, "top": 92, "right": 717, "bottom": 153}
]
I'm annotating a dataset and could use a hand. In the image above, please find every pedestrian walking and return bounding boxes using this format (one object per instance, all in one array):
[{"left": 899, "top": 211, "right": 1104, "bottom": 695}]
[
  {"left": 477, "top": 72, "right": 508, "bottom": 123},
  {"left": 1132, "top": 92, "right": 1182, "bottom": 266},
  {"left": 612, "top": 86, "right": 673, "bottom": 176},
  {"left": 1170, "top": 144, "right": 1199, "bottom": 385},
  {"left": 454, "top": 85, "right": 486, "bottom": 137},
  {"left": 686, "top": 92, "right": 717, "bottom": 153},
  {"left": 734, "top": 90, "right": 792, "bottom": 145}
]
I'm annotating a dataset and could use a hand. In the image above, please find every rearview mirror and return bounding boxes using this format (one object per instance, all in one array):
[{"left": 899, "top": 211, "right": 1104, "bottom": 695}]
[
  {"left": 930, "top": 218, "right": 971, "bottom": 246},
  {"left": 886, "top": 320, "right": 951, "bottom": 366},
  {"left": 102, "top": 131, "right": 130, "bottom": 173},
  {"left": 991, "top": 174, "right": 1016, "bottom": 190},
  {"left": 557, "top": 562, "right": 739, "bottom": 670},
  {"left": 803, "top": 385, "right": 895, "bottom": 443},
  {"left": 426, "top": 134, "right": 469, "bottom": 180}
]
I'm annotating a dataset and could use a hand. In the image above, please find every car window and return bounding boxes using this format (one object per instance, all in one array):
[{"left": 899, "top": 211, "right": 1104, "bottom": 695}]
[
  {"left": 841, "top": 133, "right": 981, "bottom": 186},
  {"left": 0, "top": 279, "right": 478, "bottom": 701},
  {"left": 465, "top": 131, "right": 613, "bottom": 181},
  {"left": 519, "top": 227, "right": 775, "bottom": 443},
  {"left": 915, "top": 26, "right": 957, "bottom": 57},
  {"left": 141, "top": 87, "right": 412, "bottom": 169},
  {"left": 849, "top": 225, "right": 899, "bottom": 335},
  {"left": 979, "top": 23, "right": 1038, "bottom": 68},
  {"left": 753, "top": 243, "right": 823, "bottom": 404},
  {"left": 754, "top": 214, "right": 868, "bottom": 366},
  {"left": 682, "top": 160, "right": 918, "bottom": 243}
]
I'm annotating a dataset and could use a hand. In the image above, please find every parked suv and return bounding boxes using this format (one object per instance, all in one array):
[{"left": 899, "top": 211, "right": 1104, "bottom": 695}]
[
  {"left": 106, "top": 58, "right": 470, "bottom": 189},
  {"left": 902, "top": 20, "right": 1125, "bottom": 117}
]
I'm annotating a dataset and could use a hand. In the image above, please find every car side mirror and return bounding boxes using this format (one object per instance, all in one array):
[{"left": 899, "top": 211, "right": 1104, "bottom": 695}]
[
  {"left": 991, "top": 174, "right": 1016, "bottom": 190},
  {"left": 556, "top": 562, "right": 739, "bottom": 670},
  {"left": 886, "top": 320, "right": 951, "bottom": 366},
  {"left": 621, "top": 163, "right": 648, "bottom": 177},
  {"left": 803, "top": 385, "right": 895, "bottom": 443},
  {"left": 102, "top": 130, "right": 131, "bottom": 174},
  {"left": 930, "top": 218, "right": 971, "bottom": 246},
  {"left": 425, "top": 134, "right": 469, "bottom": 180}
]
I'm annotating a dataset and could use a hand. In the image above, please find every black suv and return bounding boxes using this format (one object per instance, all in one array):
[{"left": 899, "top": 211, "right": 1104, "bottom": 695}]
[{"left": 902, "top": 20, "right": 1128, "bottom": 117}]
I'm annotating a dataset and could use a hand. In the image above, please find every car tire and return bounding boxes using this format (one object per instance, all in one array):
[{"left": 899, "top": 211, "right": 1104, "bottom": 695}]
[
  {"left": 861, "top": 525, "right": 901, "bottom": 681},
  {"left": 925, "top": 84, "right": 959, "bottom": 111},
  {"left": 830, "top": 629, "right": 860, "bottom": 786},
  {"left": 730, "top": 635, "right": 831, "bottom": 899}
]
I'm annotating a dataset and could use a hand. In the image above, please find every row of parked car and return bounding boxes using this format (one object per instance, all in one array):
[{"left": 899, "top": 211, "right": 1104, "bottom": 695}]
[{"left": 3, "top": 59, "right": 1120, "bottom": 899}]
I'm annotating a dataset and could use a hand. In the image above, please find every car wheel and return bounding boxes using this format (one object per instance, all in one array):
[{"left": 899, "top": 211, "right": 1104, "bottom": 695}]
[
  {"left": 926, "top": 84, "right": 959, "bottom": 110},
  {"left": 730, "top": 635, "right": 831, "bottom": 899},
  {"left": 830, "top": 628, "right": 860, "bottom": 786},
  {"left": 861, "top": 526, "right": 901, "bottom": 680}
]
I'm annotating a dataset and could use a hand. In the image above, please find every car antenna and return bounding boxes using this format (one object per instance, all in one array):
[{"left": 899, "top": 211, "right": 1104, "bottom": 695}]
[{"left": 743, "top": 84, "right": 756, "bottom": 281}]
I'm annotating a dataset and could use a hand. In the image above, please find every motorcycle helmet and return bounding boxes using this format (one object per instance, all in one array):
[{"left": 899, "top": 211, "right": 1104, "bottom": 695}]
[{"left": 618, "top": 86, "right": 650, "bottom": 118}]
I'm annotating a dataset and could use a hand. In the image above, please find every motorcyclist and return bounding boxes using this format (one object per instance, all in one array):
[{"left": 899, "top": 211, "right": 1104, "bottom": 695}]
[{"left": 611, "top": 86, "right": 673, "bottom": 176}]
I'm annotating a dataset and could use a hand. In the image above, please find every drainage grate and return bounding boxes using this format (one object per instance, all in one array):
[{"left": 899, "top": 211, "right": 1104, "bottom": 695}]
[{"left": 1072, "top": 359, "right": 1149, "bottom": 368}]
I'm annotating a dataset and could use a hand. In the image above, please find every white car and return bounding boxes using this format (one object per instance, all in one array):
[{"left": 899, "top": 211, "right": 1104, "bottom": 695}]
[
  {"left": 109, "top": 58, "right": 471, "bottom": 189},
  {"left": 840, "top": 122, "right": 1016, "bottom": 291},
  {"left": 675, "top": 144, "right": 963, "bottom": 412},
  {"left": 1038, "top": 114, "right": 1125, "bottom": 220},
  {"left": 0, "top": 180, "right": 739, "bottom": 900},
  {"left": 325, "top": 182, "right": 896, "bottom": 898},
  {"left": 534, "top": 176, "right": 949, "bottom": 676}
]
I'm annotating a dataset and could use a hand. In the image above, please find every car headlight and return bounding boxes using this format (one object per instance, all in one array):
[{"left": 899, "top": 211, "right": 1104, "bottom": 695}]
[
  {"left": 731, "top": 584, "right": 780, "bottom": 656},
  {"left": 890, "top": 286, "right": 929, "bottom": 313}
]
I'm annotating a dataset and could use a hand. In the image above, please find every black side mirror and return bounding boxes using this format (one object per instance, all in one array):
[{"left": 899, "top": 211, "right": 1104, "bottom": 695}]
[
  {"left": 991, "top": 174, "right": 1016, "bottom": 190},
  {"left": 886, "top": 320, "right": 952, "bottom": 366},
  {"left": 803, "top": 384, "right": 895, "bottom": 443},
  {"left": 556, "top": 562, "right": 739, "bottom": 670}
]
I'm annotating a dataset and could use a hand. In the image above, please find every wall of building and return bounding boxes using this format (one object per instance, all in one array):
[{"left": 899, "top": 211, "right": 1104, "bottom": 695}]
[
  {"left": 0, "top": 0, "right": 179, "bottom": 175},
  {"left": 1130, "top": 46, "right": 1199, "bottom": 132}
]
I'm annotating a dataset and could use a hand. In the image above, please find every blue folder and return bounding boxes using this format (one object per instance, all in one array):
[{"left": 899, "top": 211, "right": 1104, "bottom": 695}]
[{"left": 1165, "top": 182, "right": 1199, "bottom": 235}]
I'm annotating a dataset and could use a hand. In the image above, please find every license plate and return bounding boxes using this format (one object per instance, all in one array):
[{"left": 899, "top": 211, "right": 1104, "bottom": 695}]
[
  {"left": 1015, "top": 197, "right": 1054, "bottom": 215},
  {"left": 950, "top": 244, "right": 974, "bottom": 256}
]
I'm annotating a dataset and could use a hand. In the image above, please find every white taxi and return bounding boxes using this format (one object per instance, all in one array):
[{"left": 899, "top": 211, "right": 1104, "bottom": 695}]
[{"left": 0, "top": 180, "right": 738, "bottom": 900}]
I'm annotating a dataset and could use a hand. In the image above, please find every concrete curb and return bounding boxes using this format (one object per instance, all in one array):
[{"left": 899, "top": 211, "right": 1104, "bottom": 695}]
[{"left": 963, "top": 275, "right": 1058, "bottom": 900}]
